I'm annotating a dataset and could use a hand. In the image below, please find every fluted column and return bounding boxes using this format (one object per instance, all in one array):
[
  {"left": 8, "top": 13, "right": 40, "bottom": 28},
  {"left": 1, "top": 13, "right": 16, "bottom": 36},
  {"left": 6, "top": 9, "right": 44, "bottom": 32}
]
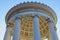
[
  {"left": 47, "top": 19, "right": 58, "bottom": 40},
  {"left": 33, "top": 15, "right": 41, "bottom": 40},
  {"left": 12, "top": 17, "right": 20, "bottom": 40},
  {"left": 4, "top": 24, "right": 11, "bottom": 40}
]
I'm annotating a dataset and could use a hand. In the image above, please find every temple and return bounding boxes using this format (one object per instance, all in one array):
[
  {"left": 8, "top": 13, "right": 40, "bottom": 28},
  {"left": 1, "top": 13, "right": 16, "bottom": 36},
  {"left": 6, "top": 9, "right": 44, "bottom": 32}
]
[{"left": 4, "top": 2, "right": 58, "bottom": 40}]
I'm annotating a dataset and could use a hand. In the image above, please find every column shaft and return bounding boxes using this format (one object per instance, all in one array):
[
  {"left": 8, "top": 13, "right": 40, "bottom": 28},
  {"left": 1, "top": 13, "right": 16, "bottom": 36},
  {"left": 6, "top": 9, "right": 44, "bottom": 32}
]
[
  {"left": 49, "top": 22, "right": 58, "bottom": 40},
  {"left": 33, "top": 16, "right": 41, "bottom": 40},
  {"left": 12, "top": 18, "right": 20, "bottom": 40},
  {"left": 4, "top": 27, "right": 11, "bottom": 40}
]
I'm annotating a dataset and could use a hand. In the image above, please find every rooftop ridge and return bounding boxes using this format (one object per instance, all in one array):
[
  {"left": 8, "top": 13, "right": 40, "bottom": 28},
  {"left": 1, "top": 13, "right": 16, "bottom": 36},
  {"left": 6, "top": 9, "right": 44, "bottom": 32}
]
[{"left": 8, "top": 1, "right": 50, "bottom": 13}]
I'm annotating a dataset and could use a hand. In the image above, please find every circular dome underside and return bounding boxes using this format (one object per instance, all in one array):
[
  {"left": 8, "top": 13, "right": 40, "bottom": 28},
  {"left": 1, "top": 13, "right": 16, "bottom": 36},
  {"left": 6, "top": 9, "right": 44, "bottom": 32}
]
[{"left": 5, "top": 2, "right": 57, "bottom": 24}]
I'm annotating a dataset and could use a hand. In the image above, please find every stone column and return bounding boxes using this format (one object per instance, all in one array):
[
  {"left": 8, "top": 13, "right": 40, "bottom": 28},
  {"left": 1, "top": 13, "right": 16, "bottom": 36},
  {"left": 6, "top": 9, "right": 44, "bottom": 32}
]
[
  {"left": 33, "top": 15, "right": 41, "bottom": 40},
  {"left": 12, "top": 17, "right": 20, "bottom": 40},
  {"left": 4, "top": 24, "right": 11, "bottom": 40},
  {"left": 48, "top": 29, "right": 52, "bottom": 40},
  {"left": 47, "top": 19, "right": 58, "bottom": 40}
]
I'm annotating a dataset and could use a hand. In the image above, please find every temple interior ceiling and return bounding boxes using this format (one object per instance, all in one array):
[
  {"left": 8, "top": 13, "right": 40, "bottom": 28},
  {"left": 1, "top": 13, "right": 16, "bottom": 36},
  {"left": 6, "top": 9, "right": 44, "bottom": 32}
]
[
  {"left": 20, "top": 15, "right": 34, "bottom": 40},
  {"left": 40, "top": 16, "right": 49, "bottom": 38}
]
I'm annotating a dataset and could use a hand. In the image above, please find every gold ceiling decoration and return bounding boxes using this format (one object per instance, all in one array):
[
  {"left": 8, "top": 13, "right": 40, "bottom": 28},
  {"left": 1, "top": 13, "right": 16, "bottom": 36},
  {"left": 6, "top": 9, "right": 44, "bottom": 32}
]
[
  {"left": 39, "top": 16, "right": 49, "bottom": 38},
  {"left": 20, "top": 15, "right": 34, "bottom": 40}
]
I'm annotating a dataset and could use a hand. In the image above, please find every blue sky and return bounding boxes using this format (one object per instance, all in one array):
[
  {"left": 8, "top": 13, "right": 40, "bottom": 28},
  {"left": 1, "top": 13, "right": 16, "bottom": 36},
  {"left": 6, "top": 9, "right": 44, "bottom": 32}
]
[{"left": 0, "top": 0, "right": 60, "bottom": 40}]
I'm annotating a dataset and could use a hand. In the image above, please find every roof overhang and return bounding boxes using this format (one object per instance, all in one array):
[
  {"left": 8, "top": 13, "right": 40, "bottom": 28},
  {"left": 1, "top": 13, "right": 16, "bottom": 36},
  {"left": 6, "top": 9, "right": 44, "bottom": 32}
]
[{"left": 5, "top": 3, "right": 57, "bottom": 24}]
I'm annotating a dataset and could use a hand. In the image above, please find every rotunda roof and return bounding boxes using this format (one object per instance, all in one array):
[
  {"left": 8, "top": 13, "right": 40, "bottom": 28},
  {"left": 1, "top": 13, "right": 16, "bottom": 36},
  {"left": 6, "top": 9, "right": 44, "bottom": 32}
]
[{"left": 5, "top": 2, "right": 57, "bottom": 24}]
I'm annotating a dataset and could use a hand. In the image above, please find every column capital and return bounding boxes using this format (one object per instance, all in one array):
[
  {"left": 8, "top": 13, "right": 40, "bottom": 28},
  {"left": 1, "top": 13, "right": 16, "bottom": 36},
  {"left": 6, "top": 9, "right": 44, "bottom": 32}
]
[
  {"left": 46, "top": 18, "right": 54, "bottom": 24},
  {"left": 54, "top": 26, "right": 57, "bottom": 31},
  {"left": 46, "top": 18, "right": 57, "bottom": 31},
  {"left": 32, "top": 15, "right": 40, "bottom": 18},
  {"left": 7, "top": 22, "right": 14, "bottom": 28},
  {"left": 15, "top": 16, "right": 21, "bottom": 20}
]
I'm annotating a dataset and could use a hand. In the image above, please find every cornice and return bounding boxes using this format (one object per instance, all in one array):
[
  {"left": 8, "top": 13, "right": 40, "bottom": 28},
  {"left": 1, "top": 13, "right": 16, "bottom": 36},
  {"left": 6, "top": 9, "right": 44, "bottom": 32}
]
[{"left": 5, "top": 2, "right": 57, "bottom": 24}]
